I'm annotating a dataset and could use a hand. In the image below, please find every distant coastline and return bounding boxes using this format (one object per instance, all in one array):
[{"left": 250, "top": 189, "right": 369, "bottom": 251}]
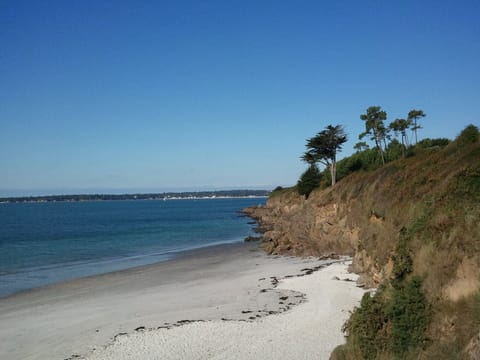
[{"left": 0, "top": 190, "right": 270, "bottom": 204}]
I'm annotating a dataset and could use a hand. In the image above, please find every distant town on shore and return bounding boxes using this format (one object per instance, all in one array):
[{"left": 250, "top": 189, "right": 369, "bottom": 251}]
[{"left": 0, "top": 190, "right": 270, "bottom": 203}]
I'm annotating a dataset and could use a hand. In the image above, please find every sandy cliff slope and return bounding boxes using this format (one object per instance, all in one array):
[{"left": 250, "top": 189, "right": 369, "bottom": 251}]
[{"left": 246, "top": 139, "right": 480, "bottom": 357}]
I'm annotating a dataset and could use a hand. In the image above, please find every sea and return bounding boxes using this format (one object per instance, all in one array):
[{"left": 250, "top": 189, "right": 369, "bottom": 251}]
[{"left": 0, "top": 197, "right": 266, "bottom": 297}]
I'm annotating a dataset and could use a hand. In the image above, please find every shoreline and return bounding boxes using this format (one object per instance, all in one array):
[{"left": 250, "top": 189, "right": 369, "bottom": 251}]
[
  {"left": 0, "top": 242, "right": 365, "bottom": 360},
  {"left": 0, "top": 239, "right": 255, "bottom": 299},
  {"left": 0, "top": 197, "right": 267, "bottom": 299}
]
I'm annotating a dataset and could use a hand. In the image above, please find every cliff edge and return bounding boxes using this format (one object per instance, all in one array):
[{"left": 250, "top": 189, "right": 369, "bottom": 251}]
[{"left": 246, "top": 136, "right": 480, "bottom": 358}]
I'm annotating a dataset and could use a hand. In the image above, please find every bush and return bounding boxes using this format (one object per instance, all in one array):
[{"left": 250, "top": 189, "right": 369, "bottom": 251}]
[
  {"left": 385, "top": 139, "right": 404, "bottom": 162},
  {"left": 296, "top": 165, "right": 322, "bottom": 198},
  {"left": 335, "top": 148, "right": 382, "bottom": 181},
  {"left": 344, "top": 290, "right": 389, "bottom": 359},
  {"left": 387, "top": 277, "right": 431, "bottom": 355},
  {"left": 456, "top": 124, "right": 479, "bottom": 145},
  {"left": 343, "top": 277, "right": 430, "bottom": 358},
  {"left": 407, "top": 138, "right": 451, "bottom": 157},
  {"left": 452, "top": 165, "right": 480, "bottom": 203},
  {"left": 341, "top": 219, "right": 432, "bottom": 358},
  {"left": 391, "top": 228, "right": 413, "bottom": 288},
  {"left": 416, "top": 137, "right": 450, "bottom": 149}
]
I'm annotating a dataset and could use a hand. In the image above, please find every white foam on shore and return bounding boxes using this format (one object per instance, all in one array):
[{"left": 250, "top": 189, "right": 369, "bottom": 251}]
[{"left": 84, "top": 262, "right": 365, "bottom": 360}]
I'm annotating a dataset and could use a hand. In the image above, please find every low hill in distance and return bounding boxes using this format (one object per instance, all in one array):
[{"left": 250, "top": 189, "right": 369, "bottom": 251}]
[{"left": 0, "top": 189, "right": 270, "bottom": 203}]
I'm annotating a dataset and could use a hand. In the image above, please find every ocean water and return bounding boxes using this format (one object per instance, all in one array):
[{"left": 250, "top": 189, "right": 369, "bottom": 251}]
[{"left": 0, "top": 198, "right": 265, "bottom": 297}]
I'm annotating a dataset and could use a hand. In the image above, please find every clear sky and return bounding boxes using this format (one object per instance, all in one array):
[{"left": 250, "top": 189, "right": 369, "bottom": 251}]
[{"left": 1, "top": 0, "right": 479, "bottom": 196}]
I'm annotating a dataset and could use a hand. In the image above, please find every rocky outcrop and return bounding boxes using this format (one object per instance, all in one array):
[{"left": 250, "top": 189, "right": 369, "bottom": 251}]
[
  {"left": 247, "top": 194, "right": 356, "bottom": 256},
  {"left": 245, "top": 183, "right": 388, "bottom": 288}
]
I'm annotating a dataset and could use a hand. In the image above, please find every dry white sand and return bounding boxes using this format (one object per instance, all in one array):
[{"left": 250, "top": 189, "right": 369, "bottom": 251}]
[{"left": 0, "top": 243, "right": 365, "bottom": 360}]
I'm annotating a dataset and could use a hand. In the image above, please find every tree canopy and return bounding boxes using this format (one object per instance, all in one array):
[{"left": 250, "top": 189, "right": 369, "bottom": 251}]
[
  {"left": 389, "top": 118, "right": 411, "bottom": 157},
  {"left": 407, "top": 109, "right": 426, "bottom": 144},
  {"left": 295, "top": 105, "right": 433, "bottom": 196},
  {"left": 302, "top": 124, "right": 347, "bottom": 186},
  {"left": 359, "top": 106, "right": 389, "bottom": 164}
]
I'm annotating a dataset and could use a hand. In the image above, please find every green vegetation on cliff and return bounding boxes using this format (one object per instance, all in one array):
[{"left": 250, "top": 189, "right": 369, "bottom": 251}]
[
  {"left": 298, "top": 105, "right": 436, "bottom": 196},
  {"left": 297, "top": 165, "right": 322, "bottom": 199},
  {"left": 338, "top": 126, "right": 480, "bottom": 358},
  {"left": 256, "top": 124, "right": 480, "bottom": 359}
]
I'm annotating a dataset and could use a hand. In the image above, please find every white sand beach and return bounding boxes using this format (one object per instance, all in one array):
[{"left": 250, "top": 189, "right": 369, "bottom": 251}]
[{"left": 0, "top": 243, "right": 365, "bottom": 360}]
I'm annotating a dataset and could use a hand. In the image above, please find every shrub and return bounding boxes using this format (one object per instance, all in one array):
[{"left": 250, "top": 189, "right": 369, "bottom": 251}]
[
  {"left": 407, "top": 138, "right": 451, "bottom": 157},
  {"left": 456, "top": 124, "right": 479, "bottom": 145},
  {"left": 391, "top": 228, "right": 413, "bottom": 288},
  {"left": 416, "top": 137, "right": 450, "bottom": 149},
  {"left": 335, "top": 148, "right": 382, "bottom": 182},
  {"left": 344, "top": 289, "right": 389, "bottom": 359},
  {"left": 344, "top": 275, "right": 430, "bottom": 358},
  {"left": 387, "top": 277, "right": 431, "bottom": 355},
  {"left": 385, "top": 139, "right": 404, "bottom": 162},
  {"left": 342, "top": 219, "right": 431, "bottom": 358},
  {"left": 452, "top": 165, "right": 480, "bottom": 203},
  {"left": 296, "top": 165, "right": 322, "bottom": 198}
]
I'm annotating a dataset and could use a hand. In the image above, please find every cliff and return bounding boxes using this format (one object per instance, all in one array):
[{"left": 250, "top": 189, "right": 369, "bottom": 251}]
[{"left": 246, "top": 136, "right": 480, "bottom": 358}]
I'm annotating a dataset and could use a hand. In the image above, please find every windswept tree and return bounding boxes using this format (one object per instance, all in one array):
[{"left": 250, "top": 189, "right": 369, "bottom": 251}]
[
  {"left": 407, "top": 109, "right": 426, "bottom": 144},
  {"left": 354, "top": 141, "right": 370, "bottom": 152},
  {"left": 302, "top": 124, "right": 347, "bottom": 186},
  {"left": 359, "top": 106, "right": 389, "bottom": 165},
  {"left": 389, "top": 118, "right": 411, "bottom": 157},
  {"left": 300, "top": 150, "right": 317, "bottom": 166}
]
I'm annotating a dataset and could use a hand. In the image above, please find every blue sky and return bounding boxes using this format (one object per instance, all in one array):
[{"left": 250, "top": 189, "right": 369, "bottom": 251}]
[{"left": 1, "top": 0, "right": 479, "bottom": 196}]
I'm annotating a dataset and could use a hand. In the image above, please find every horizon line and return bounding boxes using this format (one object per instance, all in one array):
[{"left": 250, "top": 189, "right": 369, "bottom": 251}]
[{"left": 0, "top": 188, "right": 276, "bottom": 200}]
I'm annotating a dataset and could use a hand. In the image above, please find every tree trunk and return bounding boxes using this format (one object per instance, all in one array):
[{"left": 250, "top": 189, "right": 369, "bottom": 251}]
[
  {"left": 375, "top": 138, "right": 386, "bottom": 165},
  {"left": 372, "top": 128, "right": 385, "bottom": 165},
  {"left": 414, "top": 119, "right": 418, "bottom": 144},
  {"left": 330, "top": 161, "right": 336, "bottom": 186}
]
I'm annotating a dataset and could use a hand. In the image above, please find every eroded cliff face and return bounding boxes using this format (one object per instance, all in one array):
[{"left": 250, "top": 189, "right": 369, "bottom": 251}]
[
  {"left": 246, "top": 141, "right": 480, "bottom": 293},
  {"left": 245, "top": 185, "right": 391, "bottom": 288},
  {"left": 245, "top": 192, "right": 355, "bottom": 256},
  {"left": 244, "top": 135, "right": 480, "bottom": 358}
]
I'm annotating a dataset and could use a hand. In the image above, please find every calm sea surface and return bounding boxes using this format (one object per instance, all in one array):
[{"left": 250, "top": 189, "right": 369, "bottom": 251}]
[{"left": 0, "top": 198, "right": 266, "bottom": 297}]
